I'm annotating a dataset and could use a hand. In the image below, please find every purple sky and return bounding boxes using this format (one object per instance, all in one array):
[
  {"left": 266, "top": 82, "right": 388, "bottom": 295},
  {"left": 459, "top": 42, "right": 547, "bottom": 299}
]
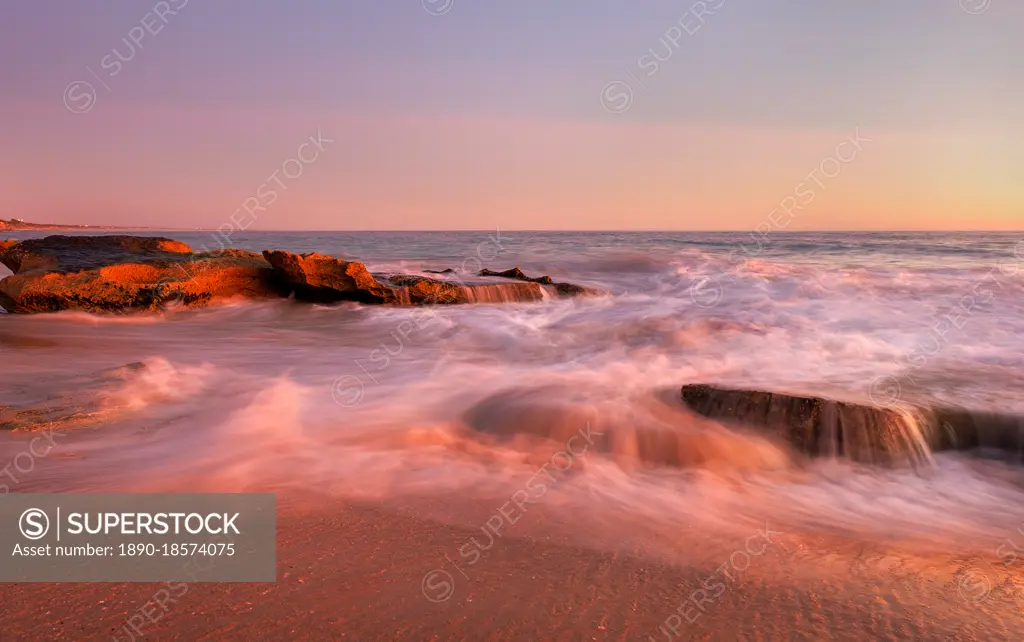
[{"left": 1, "top": 0, "right": 1021, "bottom": 230}]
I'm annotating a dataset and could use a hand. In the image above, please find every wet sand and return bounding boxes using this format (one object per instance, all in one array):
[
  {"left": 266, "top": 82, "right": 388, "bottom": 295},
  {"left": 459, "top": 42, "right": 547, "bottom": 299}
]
[{"left": 3, "top": 493, "right": 1023, "bottom": 641}]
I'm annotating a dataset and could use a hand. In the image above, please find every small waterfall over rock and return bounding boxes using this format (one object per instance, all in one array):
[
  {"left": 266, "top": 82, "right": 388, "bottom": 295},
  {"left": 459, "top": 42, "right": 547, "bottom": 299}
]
[
  {"left": 385, "top": 275, "right": 548, "bottom": 304},
  {"left": 457, "top": 282, "right": 547, "bottom": 303},
  {"left": 681, "top": 384, "right": 935, "bottom": 467},
  {"left": 681, "top": 384, "right": 1024, "bottom": 467}
]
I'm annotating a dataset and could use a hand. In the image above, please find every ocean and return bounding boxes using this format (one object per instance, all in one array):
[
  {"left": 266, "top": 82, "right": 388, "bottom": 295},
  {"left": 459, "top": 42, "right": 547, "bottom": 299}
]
[{"left": 3, "top": 230, "right": 1024, "bottom": 563}]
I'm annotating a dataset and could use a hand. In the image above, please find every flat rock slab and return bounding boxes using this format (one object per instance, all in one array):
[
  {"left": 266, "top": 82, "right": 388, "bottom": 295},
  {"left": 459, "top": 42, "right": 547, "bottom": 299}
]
[
  {"left": 921, "top": 407, "right": 1024, "bottom": 454},
  {"left": 681, "top": 384, "right": 928, "bottom": 464},
  {"left": 681, "top": 384, "right": 1024, "bottom": 465},
  {"left": 0, "top": 249, "right": 280, "bottom": 313},
  {"left": 0, "top": 235, "right": 192, "bottom": 275}
]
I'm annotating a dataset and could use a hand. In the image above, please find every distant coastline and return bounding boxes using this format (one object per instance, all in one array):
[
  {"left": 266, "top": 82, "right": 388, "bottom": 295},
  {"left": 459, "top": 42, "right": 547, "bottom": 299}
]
[{"left": 0, "top": 219, "right": 149, "bottom": 232}]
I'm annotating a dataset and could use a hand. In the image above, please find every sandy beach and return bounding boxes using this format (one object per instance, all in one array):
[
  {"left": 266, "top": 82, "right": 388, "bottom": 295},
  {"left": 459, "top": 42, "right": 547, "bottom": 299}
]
[{"left": 2, "top": 492, "right": 1022, "bottom": 641}]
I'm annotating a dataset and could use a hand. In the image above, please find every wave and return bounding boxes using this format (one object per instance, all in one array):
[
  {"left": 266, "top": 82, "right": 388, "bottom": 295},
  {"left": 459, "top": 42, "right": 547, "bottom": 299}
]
[
  {"left": 58, "top": 369, "right": 1024, "bottom": 556},
  {"left": 97, "top": 357, "right": 216, "bottom": 412},
  {"left": 461, "top": 385, "right": 793, "bottom": 472}
]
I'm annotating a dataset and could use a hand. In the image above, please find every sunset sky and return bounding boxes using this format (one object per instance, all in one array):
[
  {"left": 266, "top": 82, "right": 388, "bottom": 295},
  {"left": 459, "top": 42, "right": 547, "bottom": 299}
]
[{"left": 1, "top": 0, "right": 1021, "bottom": 230}]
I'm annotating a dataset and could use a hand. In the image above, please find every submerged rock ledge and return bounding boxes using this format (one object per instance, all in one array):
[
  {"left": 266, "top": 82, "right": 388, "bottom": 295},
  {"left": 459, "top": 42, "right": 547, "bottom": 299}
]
[
  {"left": 681, "top": 384, "right": 1024, "bottom": 465},
  {"left": 0, "top": 236, "right": 599, "bottom": 313},
  {"left": 477, "top": 266, "right": 602, "bottom": 297}
]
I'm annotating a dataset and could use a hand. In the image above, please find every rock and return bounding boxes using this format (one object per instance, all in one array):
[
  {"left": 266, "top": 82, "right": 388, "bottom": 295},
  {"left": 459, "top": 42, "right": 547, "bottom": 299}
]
[
  {"left": 386, "top": 275, "right": 546, "bottom": 304},
  {"left": 0, "top": 239, "right": 17, "bottom": 258},
  {"left": 478, "top": 267, "right": 554, "bottom": 285},
  {"left": 386, "top": 275, "right": 463, "bottom": 304},
  {"left": 918, "top": 407, "right": 1024, "bottom": 454},
  {"left": 0, "top": 235, "right": 192, "bottom": 275},
  {"left": 423, "top": 268, "right": 455, "bottom": 274},
  {"left": 554, "top": 282, "right": 593, "bottom": 297},
  {"left": 681, "top": 384, "right": 931, "bottom": 465},
  {"left": 477, "top": 266, "right": 599, "bottom": 297},
  {"left": 0, "top": 248, "right": 281, "bottom": 314},
  {"left": 681, "top": 384, "right": 1024, "bottom": 465},
  {"left": 262, "top": 250, "right": 397, "bottom": 304}
]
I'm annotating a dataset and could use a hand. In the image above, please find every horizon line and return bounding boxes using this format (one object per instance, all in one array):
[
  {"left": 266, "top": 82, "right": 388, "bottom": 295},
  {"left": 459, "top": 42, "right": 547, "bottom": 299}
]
[
  {"left": 6, "top": 227, "right": 1023, "bottom": 234},
  {"left": 72, "top": 228, "right": 1024, "bottom": 234}
]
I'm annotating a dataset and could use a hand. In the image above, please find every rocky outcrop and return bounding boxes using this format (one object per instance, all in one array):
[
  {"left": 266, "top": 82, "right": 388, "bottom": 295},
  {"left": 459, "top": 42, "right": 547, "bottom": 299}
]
[
  {"left": 0, "top": 247, "right": 281, "bottom": 313},
  {"left": 681, "top": 384, "right": 1024, "bottom": 465},
  {"left": 477, "top": 266, "right": 600, "bottom": 297},
  {"left": 262, "top": 253, "right": 579, "bottom": 305},
  {"left": 262, "top": 251, "right": 396, "bottom": 304},
  {"left": 262, "top": 253, "right": 588, "bottom": 305},
  {"left": 0, "top": 236, "right": 601, "bottom": 313},
  {"left": 0, "top": 235, "right": 192, "bottom": 275}
]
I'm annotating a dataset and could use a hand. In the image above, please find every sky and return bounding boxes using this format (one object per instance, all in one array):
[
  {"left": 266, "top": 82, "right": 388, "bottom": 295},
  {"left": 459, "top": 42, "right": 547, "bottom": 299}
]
[{"left": 0, "top": 0, "right": 1021, "bottom": 231}]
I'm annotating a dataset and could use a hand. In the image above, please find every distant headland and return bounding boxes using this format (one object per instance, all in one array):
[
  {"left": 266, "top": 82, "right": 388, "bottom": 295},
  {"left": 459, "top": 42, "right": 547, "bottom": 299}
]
[{"left": 0, "top": 218, "right": 148, "bottom": 232}]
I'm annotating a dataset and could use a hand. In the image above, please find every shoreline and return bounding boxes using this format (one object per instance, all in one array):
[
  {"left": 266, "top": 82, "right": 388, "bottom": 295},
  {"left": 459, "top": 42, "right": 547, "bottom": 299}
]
[{"left": 1, "top": 493, "right": 1021, "bottom": 640}]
